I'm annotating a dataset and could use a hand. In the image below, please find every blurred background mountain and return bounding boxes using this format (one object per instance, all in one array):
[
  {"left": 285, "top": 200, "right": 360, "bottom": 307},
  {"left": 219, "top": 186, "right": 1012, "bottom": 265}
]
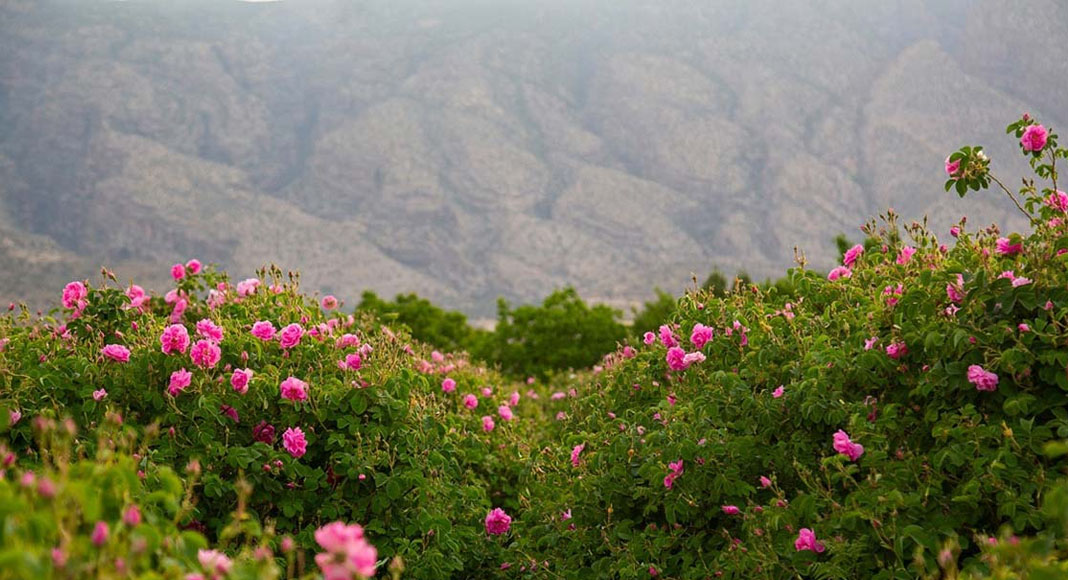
[{"left": 1, "top": 0, "right": 1064, "bottom": 316}]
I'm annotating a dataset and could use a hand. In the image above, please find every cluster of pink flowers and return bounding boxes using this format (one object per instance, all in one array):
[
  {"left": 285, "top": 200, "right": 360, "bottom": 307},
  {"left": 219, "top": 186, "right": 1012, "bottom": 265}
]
[
  {"left": 967, "top": 365, "right": 999, "bottom": 391},
  {"left": 832, "top": 430, "right": 864, "bottom": 461},
  {"left": 883, "top": 284, "right": 903, "bottom": 307},
  {"left": 663, "top": 459, "right": 684, "bottom": 489},
  {"left": 314, "top": 522, "right": 377, "bottom": 580},
  {"left": 998, "top": 270, "right": 1032, "bottom": 287}
]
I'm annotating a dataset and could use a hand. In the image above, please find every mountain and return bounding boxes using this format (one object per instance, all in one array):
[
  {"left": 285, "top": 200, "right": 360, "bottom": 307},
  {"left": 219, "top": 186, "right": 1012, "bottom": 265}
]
[{"left": 1, "top": 0, "right": 1064, "bottom": 315}]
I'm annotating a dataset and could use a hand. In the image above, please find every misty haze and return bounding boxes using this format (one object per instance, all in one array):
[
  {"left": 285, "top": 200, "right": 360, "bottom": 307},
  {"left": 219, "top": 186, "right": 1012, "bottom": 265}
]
[{"left": 2, "top": 0, "right": 1063, "bottom": 316}]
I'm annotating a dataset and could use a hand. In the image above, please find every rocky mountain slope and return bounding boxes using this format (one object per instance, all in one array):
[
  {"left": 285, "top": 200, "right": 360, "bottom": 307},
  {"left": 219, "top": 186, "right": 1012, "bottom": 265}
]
[{"left": 1, "top": 0, "right": 1063, "bottom": 314}]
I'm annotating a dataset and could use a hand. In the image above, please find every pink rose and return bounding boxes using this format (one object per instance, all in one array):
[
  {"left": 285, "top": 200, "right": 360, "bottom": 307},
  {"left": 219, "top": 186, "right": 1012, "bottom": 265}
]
[
  {"left": 794, "top": 528, "right": 825, "bottom": 553},
  {"left": 195, "top": 319, "right": 224, "bottom": 342},
  {"left": 282, "top": 427, "right": 307, "bottom": 458},
  {"left": 967, "top": 364, "right": 999, "bottom": 391},
  {"left": 61, "top": 281, "right": 88, "bottom": 310},
  {"left": 280, "top": 376, "right": 309, "bottom": 402},
  {"left": 101, "top": 344, "right": 131, "bottom": 363},
  {"left": 251, "top": 321, "right": 276, "bottom": 341},
  {"left": 832, "top": 429, "right": 864, "bottom": 461},
  {"left": 843, "top": 244, "right": 864, "bottom": 267},
  {"left": 485, "top": 508, "right": 512, "bottom": 535},
  {"left": 278, "top": 323, "right": 304, "bottom": 349},
  {"left": 1021, "top": 124, "right": 1048, "bottom": 152},
  {"left": 170, "top": 263, "right": 186, "bottom": 281},
  {"left": 463, "top": 394, "right": 479, "bottom": 409},
  {"left": 944, "top": 156, "right": 960, "bottom": 177},
  {"left": 442, "top": 378, "right": 456, "bottom": 393},
  {"left": 189, "top": 339, "right": 221, "bottom": 369},
  {"left": 231, "top": 368, "right": 253, "bottom": 394},
  {"left": 160, "top": 324, "right": 190, "bottom": 355},
  {"left": 167, "top": 369, "right": 192, "bottom": 397}
]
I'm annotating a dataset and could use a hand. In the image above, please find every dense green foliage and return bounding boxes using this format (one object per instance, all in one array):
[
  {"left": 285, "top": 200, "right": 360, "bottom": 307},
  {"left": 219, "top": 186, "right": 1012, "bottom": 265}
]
[
  {"left": 356, "top": 291, "right": 485, "bottom": 354},
  {"left": 472, "top": 288, "right": 629, "bottom": 381}
]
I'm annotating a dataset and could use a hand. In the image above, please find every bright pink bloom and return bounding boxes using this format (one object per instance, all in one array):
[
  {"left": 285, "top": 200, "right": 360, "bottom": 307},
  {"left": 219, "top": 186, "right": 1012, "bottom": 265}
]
[
  {"left": 508, "top": 391, "right": 520, "bottom": 407},
  {"left": 663, "top": 460, "right": 684, "bottom": 489},
  {"left": 279, "top": 323, "right": 304, "bottom": 349},
  {"left": 658, "top": 325, "right": 677, "bottom": 348},
  {"left": 571, "top": 443, "right": 585, "bottom": 467},
  {"left": 498, "top": 405, "right": 514, "bottom": 421},
  {"left": 643, "top": 331, "right": 656, "bottom": 345},
  {"left": 282, "top": 427, "right": 307, "bottom": 458},
  {"left": 189, "top": 340, "right": 221, "bottom": 369},
  {"left": 947, "top": 274, "right": 965, "bottom": 303},
  {"left": 827, "top": 266, "right": 852, "bottom": 281},
  {"left": 168, "top": 369, "right": 192, "bottom": 396},
  {"left": 170, "top": 263, "right": 186, "bottom": 281},
  {"left": 896, "top": 246, "right": 916, "bottom": 265},
  {"left": 1018, "top": 323, "right": 1030, "bottom": 332},
  {"left": 195, "top": 319, "right": 224, "bottom": 342},
  {"left": 339, "top": 353, "right": 362, "bottom": 371},
  {"left": 945, "top": 156, "right": 960, "bottom": 177},
  {"left": 442, "top": 378, "right": 456, "bottom": 393},
  {"left": 772, "top": 386, "right": 784, "bottom": 398},
  {"left": 314, "top": 522, "right": 377, "bottom": 580},
  {"left": 485, "top": 508, "right": 512, "bottom": 535},
  {"left": 237, "top": 278, "right": 260, "bottom": 297},
  {"left": 950, "top": 226, "right": 961, "bottom": 237},
  {"left": 91, "top": 521, "right": 109, "bottom": 547},
  {"left": 101, "top": 344, "right": 131, "bottom": 363},
  {"left": 996, "top": 237, "right": 1023, "bottom": 256},
  {"left": 967, "top": 365, "right": 999, "bottom": 391},
  {"left": 843, "top": 244, "right": 864, "bottom": 267},
  {"left": 321, "top": 295, "right": 339, "bottom": 310},
  {"left": 463, "top": 394, "right": 478, "bottom": 409},
  {"left": 92, "top": 389, "right": 107, "bottom": 401},
  {"left": 251, "top": 321, "right": 276, "bottom": 341},
  {"left": 721, "top": 505, "right": 740, "bottom": 515},
  {"left": 885, "top": 341, "right": 908, "bottom": 360},
  {"left": 336, "top": 333, "right": 360, "bottom": 348},
  {"left": 832, "top": 429, "right": 864, "bottom": 461},
  {"left": 160, "top": 324, "right": 190, "bottom": 355},
  {"left": 864, "top": 336, "right": 879, "bottom": 351},
  {"left": 185, "top": 259, "right": 202, "bottom": 274},
  {"left": 61, "top": 281, "right": 88, "bottom": 310},
  {"left": 794, "top": 528, "right": 825, "bottom": 553},
  {"left": 280, "top": 376, "right": 309, "bottom": 402},
  {"left": 126, "top": 284, "right": 148, "bottom": 309},
  {"left": 1046, "top": 190, "right": 1068, "bottom": 212},
  {"left": 231, "top": 368, "right": 253, "bottom": 394},
  {"left": 1021, "top": 124, "right": 1048, "bottom": 152},
  {"left": 482, "top": 415, "right": 495, "bottom": 432},
  {"left": 759, "top": 476, "right": 772, "bottom": 488},
  {"left": 690, "top": 324, "right": 714, "bottom": 349}
]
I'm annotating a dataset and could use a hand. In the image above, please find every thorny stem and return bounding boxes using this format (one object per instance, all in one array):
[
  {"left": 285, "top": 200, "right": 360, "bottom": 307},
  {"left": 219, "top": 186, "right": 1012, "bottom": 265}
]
[{"left": 989, "top": 173, "right": 1038, "bottom": 225}]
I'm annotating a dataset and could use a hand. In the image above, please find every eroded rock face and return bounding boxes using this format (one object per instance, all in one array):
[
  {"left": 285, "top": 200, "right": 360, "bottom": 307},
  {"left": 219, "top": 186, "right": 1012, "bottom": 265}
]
[{"left": 0, "top": 0, "right": 1057, "bottom": 314}]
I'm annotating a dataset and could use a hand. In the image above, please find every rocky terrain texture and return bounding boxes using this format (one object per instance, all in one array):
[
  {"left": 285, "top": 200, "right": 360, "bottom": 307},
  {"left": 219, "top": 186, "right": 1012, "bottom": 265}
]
[{"left": 1, "top": 0, "right": 1065, "bottom": 315}]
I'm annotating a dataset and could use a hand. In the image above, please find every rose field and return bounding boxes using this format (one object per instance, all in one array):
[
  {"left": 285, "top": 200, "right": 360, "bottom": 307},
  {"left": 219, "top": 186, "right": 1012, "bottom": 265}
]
[{"left": 3, "top": 116, "right": 1068, "bottom": 579}]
